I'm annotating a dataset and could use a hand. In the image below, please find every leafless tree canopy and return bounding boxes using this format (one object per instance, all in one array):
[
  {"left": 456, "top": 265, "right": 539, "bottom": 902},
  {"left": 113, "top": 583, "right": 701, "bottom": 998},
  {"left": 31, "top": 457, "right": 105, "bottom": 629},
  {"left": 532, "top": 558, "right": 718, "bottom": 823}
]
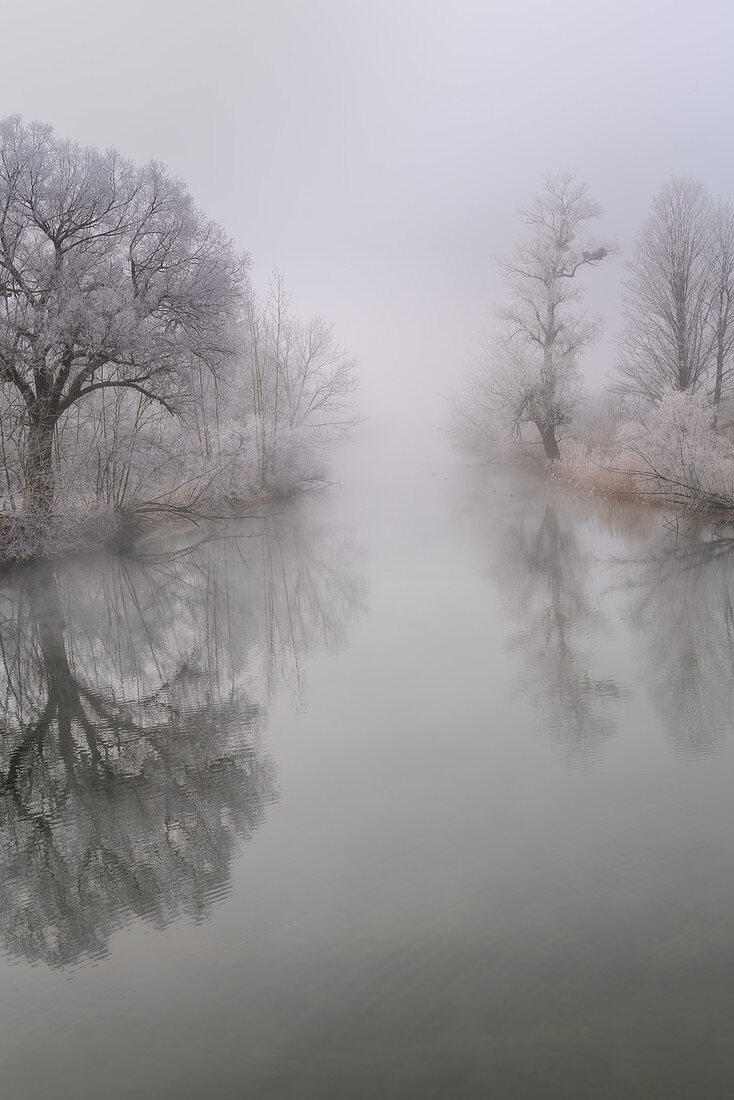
[
  {"left": 453, "top": 174, "right": 615, "bottom": 461},
  {"left": 616, "top": 177, "right": 734, "bottom": 405},
  {"left": 0, "top": 118, "right": 360, "bottom": 559},
  {"left": 243, "top": 274, "right": 360, "bottom": 491},
  {"left": 0, "top": 116, "right": 247, "bottom": 515}
]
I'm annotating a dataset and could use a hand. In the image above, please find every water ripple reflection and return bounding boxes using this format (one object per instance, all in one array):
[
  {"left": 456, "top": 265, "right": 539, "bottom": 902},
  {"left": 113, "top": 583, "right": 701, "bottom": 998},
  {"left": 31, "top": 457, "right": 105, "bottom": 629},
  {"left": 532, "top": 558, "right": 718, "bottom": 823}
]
[
  {"left": 487, "top": 490, "right": 621, "bottom": 761},
  {"left": 465, "top": 470, "right": 734, "bottom": 761},
  {"left": 0, "top": 504, "right": 365, "bottom": 968}
]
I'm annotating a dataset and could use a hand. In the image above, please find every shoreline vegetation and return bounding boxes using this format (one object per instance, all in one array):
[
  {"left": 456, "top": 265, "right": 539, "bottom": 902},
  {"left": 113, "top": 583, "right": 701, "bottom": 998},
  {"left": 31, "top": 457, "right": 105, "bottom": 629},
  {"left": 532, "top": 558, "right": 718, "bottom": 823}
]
[
  {"left": 0, "top": 488, "right": 301, "bottom": 567},
  {"left": 451, "top": 174, "right": 734, "bottom": 521},
  {"left": 455, "top": 389, "right": 734, "bottom": 524},
  {"left": 0, "top": 117, "right": 359, "bottom": 564},
  {"left": 460, "top": 417, "right": 734, "bottom": 533}
]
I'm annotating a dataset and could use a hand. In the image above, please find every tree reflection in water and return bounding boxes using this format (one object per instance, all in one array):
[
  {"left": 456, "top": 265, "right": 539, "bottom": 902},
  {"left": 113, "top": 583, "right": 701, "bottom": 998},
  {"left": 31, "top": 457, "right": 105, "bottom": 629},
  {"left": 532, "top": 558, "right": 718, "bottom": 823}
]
[
  {"left": 0, "top": 506, "right": 364, "bottom": 967},
  {"left": 489, "top": 493, "right": 620, "bottom": 760},
  {"left": 623, "top": 521, "right": 734, "bottom": 756},
  {"left": 482, "top": 477, "right": 734, "bottom": 760}
]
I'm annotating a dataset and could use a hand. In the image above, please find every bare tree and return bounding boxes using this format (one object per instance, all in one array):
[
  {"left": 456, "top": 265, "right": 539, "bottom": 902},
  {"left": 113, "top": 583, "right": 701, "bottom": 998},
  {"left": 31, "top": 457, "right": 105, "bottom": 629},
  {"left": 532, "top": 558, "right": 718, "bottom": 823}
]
[
  {"left": 0, "top": 116, "right": 247, "bottom": 517},
  {"left": 446, "top": 352, "right": 500, "bottom": 458},
  {"left": 242, "top": 274, "right": 359, "bottom": 491},
  {"left": 492, "top": 173, "right": 615, "bottom": 460},
  {"left": 616, "top": 177, "right": 715, "bottom": 402},
  {"left": 710, "top": 199, "right": 734, "bottom": 409}
]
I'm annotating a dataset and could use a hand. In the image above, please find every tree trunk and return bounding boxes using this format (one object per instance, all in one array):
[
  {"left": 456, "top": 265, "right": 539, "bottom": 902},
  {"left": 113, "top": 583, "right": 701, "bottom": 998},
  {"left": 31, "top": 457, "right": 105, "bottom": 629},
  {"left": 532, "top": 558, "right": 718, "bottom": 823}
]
[
  {"left": 540, "top": 423, "right": 560, "bottom": 461},
  {"left": 714, "top": 331, "right": 724, "bottom": 408},
  {"left": 24, "top": 417, "right": 56, "bottom": 516}
]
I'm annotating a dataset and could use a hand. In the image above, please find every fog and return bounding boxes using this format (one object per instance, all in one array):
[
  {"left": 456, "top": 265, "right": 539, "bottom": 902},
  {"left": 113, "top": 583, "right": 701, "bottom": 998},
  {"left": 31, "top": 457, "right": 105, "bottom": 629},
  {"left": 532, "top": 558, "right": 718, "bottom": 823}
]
[
  {"left": 3, "top": 0, "right": 731, "bottom": 443},
  {"left": 5, "top": 9, "right": 734, "bottom": 1097}
]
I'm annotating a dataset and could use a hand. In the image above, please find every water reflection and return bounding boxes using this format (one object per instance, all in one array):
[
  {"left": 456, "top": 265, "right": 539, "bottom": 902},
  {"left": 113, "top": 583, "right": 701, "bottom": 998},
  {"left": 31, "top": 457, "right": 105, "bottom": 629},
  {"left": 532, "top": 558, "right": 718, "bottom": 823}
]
[
  {"left": 488, "top": 492, "right": 620, "bottom": 759},
  {"left": 470, "top": 471, "right": 734, "bottom": 760},
  {"left": 0, "top": 506, "right": 365, "bottom": 967},
  {"left": 623, "top": 523, "right": 734, "bottom": 756}
]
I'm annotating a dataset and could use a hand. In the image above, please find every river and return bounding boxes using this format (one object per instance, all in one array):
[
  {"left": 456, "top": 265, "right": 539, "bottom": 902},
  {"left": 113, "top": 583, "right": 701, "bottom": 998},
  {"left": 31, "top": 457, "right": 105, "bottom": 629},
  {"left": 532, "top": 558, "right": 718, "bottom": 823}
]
[{"left": 2, "top": 435, "right": 734, "bottom": 1099}]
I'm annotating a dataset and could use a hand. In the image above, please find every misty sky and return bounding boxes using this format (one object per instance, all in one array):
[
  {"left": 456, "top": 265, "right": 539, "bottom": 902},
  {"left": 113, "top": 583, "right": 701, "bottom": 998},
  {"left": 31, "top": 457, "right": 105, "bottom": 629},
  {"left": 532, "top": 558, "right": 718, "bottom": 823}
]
[{"left": 3, "top": 0, "right": 733, "bottom": 430}]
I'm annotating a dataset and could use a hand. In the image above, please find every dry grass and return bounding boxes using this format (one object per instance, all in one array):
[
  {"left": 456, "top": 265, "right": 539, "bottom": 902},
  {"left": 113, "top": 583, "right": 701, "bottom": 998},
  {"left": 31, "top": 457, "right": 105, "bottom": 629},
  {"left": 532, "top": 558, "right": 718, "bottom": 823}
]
[
  {"left": 557, "top": 437, "right": 734, "bottom": 518},
  {"left": 557, "top": 441, "right": 645, "bottom": 499}
]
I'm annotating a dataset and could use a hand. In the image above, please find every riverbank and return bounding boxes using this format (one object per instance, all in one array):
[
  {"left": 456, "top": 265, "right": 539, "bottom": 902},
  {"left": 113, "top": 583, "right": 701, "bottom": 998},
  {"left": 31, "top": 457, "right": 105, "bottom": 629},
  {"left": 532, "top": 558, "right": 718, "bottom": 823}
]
[
  {"left": 555, "top": 439, "right": 734, "bottom": 521},
  {"left": 0, "top": 488, "right": 301, "bottom": 567}
]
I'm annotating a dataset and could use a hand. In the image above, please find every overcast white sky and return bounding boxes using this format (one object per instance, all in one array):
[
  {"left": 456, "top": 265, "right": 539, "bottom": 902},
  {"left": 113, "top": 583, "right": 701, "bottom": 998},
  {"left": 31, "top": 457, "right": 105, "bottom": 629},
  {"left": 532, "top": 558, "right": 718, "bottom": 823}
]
[{"left": 3, "top": 0, "right": 733, "bottom": 432}]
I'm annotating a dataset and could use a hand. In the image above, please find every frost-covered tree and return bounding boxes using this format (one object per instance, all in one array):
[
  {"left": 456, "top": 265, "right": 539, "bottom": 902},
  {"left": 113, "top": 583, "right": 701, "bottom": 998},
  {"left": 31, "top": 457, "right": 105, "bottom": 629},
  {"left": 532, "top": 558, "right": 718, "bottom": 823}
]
[
  {"left": 0, "top": 116, "right": 247, "bottom": 517},
  {"left": 710, "top": 199, "right": 734, "bottom": 409},
  {"left": 446, "top": 352, "right": 500, "bottom": 457},
  {"left": 616, "top": 387, "right": 734, "bottom": 509},
  {"left": 492, "top": 174, "right": 615, "bottom": 460},
  {"left": 238, "top": 274, "right": 359, "bottom": 493},
  {"left": 617, "top": 178, "right": 715, "bottom": 402}
]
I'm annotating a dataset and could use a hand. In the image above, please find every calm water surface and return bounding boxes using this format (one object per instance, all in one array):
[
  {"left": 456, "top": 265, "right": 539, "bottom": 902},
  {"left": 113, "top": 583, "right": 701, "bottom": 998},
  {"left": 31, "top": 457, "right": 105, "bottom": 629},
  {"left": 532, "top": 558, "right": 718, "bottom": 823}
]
[{"left": 2, "top": 441, "right": 734, "bottom": 1099}]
